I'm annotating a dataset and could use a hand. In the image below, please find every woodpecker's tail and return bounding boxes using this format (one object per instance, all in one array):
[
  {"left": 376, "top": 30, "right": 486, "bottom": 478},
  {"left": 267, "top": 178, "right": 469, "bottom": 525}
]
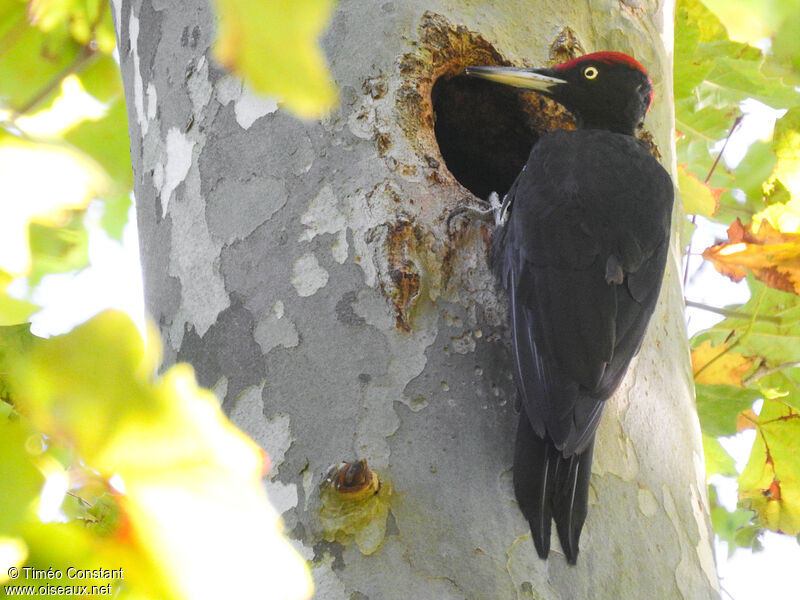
[{"left": 513, "top": 412, "right": 594, "bottom": 564}]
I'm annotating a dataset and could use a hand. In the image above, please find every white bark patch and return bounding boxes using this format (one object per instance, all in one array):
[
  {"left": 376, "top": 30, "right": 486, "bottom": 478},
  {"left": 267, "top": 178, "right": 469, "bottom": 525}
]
[
  {"left": 215, "top": 75, "right": 241, "bottom": 105},
  {"left": 637, "top": 486, "right": 659, "bottom": 517},
  {"left": 230, "top": 387, "right": 299, "bottom": 516},
  {"left": 291, "top": 253, "right": 329, "bottom": 297},
  {"left": 663, "top": 485, "right": 712, "bottom": 599},
  {"left": 255, "top": 300, "right": 300, "bottom": 354},
  {"left": 311, "top": 554, "right": 348, "bottom": 600},
  {"left": 263, "top": 479, "right": 299, "bottom": 518},
  {"left": 214, "top": 75, "right": 278, "bottom": 129},
  {"left": 146, "top": 83, "right": 157, "bottom": 121},
  {"left": 167, "top": 158, "right": 229, "bottom": 340},
  {"left": 109, "top": 0, "right": 122, "bottom": 40},
  {"left": 187, "top": 56, "right": 212, "bottom": 113},
  {"left": 594, "top": 375, "right": 640, "bottom": 480},
  {"left": 235, "top": 85, "right": 279, "bottom": 129},
  {"left": 331, "top": 229, "right": 348, "bottom": 264},
  {"left": 299, "top": 185, "right": 346, "bottom": 242},
  {"left": 161, "top": 127, "right": 194, "bottom": 217},
  {"left": 152, "top": 161, "right": 164, "bottom": 191},
  {"left": 346, "top": 186, "right": 389, "bottom": 288},
  {"left": 230, "top": 386, "right": 293, "bottom": 468},
  {"left": 128, "top": 12, "right": 147, "bottom": 136},
  {"left": 690, "top": 482, "right": 720, "bottom": 592},
  {"left": 299, "top": 185, "right": 350, "bottom": 264}
]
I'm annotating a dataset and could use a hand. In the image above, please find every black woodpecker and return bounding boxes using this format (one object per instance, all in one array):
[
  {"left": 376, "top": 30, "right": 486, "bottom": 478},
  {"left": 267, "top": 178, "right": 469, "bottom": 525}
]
[{"left": 464, "top": 52, "right": 674, "bottom": 564}]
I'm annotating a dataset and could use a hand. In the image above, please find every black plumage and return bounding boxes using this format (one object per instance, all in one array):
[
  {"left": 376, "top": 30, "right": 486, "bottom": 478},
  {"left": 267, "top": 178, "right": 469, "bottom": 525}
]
[{"left": 466, "top": 53, "right": 674, "bottom": 563}]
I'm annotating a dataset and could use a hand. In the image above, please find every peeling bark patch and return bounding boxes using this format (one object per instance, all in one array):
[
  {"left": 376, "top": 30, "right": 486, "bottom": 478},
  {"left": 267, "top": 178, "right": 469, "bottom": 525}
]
[
  {"left": 690, "top": 484, "right": 720, "bottom": 592},
  {"left": 187, "top": 55, "right": 212, "bottom": 112},
  {"left": 637, "top": 486, "right": 659, "bottom": 517},
  {"left": 214, "top": 75, "right": 278, "bottom": 130},
  {"left": 230, "top": 386, "right": 294, "bottom": 471},
  {"left": 291, "top": 253, "right": 329, "bottom": 297},
  {"left": 255, "top": 300, "right": 300, "bottom": 354},
  {"left": 129, "top": 11, "right": 148, "bottom": 136},
  {"left": 161, "top": 127, "right": 194, "bottom": 216},
  {"left": 384, "top": 219, "right": 422, "bottom": 332},
  {"left": 300, "top": 185, "right": 347, "bottom": 242},
  {"left": 234, "top": 85, "right": 279, "bottom": 129}
]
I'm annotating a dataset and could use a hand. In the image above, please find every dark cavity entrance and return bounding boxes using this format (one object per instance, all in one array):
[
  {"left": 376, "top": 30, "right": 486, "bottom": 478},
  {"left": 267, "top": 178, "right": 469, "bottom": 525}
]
[{"left": 432, "top": 75, "right": 539, "bottom": 200}]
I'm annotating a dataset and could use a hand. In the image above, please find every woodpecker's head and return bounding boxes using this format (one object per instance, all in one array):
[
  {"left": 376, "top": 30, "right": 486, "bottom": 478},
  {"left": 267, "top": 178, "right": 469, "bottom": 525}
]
[{"left": 465, "top": 52, "right": 653, "bottom": 135}]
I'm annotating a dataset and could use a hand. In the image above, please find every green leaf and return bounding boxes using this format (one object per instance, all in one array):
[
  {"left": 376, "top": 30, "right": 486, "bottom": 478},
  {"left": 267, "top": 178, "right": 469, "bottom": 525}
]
[
  {"left": 695, "top": 383, "right": 761, "bottom": 437},
  {"left": 64, "top": 98, "right": 133, "bottom": 240},
  {"left": 734, "top": 139, "right": 778, "bottom": 204},
  {"left": 4, "top": 311, "right": 314, "bottom": 599},
  {"left": 703, "top": 433, "right": 738, "bottom": 477},
  {"left": 27, "top": 212, "right": 90, "bottom": 286},
  {"left": 210, "top": 0, "right": 338, "bottom": 118},
  {"left": 0, "top": 322, "right": 36, "bottom": 403},
  {"left": 701, "top": 0, "right": 798, "bottom": 45},
  {"left": 707, "top": 278, "right": 800, "bottom": 366},
  {"left": 755, "top": 368, "right": 800, "bottom": 413},
  {"left": 738, "top": 399, "right": 800, "bottom": 534},
  {"left": 0, "top": 420, "right": 45, "bottom": 535},
  {"left": 0, "top": 2, "right": 84, "bottom": 113},
  {"left": 771, "top": 107, "right": 800, "bottom": 197},
  {"left": 678, "top": 164, "right": 720, "bottom": 216},
  {"left": 770, "top": 6, "right": 800, "bottom": 84},
  {"left": 711, "top": 501, "right": 756, "bottom": 554}
]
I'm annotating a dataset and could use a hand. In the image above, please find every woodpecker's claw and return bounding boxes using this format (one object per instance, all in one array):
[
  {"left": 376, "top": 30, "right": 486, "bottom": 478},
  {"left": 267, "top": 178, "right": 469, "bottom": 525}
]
[{"left": 447, "top": 192, "right": 504, "bottom": 234}]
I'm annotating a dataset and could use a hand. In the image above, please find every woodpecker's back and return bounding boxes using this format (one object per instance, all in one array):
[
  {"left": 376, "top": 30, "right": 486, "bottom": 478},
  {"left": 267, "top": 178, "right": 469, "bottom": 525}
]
[{"left": 467, "top": 52, "right": 674, "bottom": 564}]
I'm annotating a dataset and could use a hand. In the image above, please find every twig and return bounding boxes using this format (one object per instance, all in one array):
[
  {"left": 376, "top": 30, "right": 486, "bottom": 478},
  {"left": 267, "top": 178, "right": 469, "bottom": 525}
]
[
  {"left": 682, "top": 115, "right": 744, "bottom": 290},
  {"left": 685, "top": 300, "right": 782, "bottom": 325},
  {"left": 11, "top": 46, "right": 97, "bottom": 117},
  {"left": 743, "top": 361, "right": 800, "bottom": 387}
]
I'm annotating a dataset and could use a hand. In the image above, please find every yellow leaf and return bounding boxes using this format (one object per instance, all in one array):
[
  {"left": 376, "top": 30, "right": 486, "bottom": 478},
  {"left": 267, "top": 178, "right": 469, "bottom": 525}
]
[
  {"left": 691, "top": 339, "right": 755, "bottom": 386},
  {"left": 678, "top": 164, "right": 722, "bottom": 216},
  {"left": 703, "top": 218, "right": 800, "bottom": 295},
  {"left": 210, "top": 0, "right": 338, "bottom": 118}
]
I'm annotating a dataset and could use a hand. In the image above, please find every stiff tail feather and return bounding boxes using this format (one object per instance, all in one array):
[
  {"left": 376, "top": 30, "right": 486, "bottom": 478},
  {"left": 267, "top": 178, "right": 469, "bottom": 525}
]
[{"left": 513, "top": 412, "right": 595, "bottom": 564}]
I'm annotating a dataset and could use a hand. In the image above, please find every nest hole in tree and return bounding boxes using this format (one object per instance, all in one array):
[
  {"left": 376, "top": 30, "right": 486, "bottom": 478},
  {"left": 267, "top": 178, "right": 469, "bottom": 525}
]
[{"left": 430, "top": 73, "right": 575, "bottom": 200}]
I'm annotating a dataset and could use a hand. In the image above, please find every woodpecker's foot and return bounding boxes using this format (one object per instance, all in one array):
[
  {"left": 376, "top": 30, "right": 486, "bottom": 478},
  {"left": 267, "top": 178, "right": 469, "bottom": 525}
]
[{"left": 447, "top": 192, "right": 504, "bottom": 234}]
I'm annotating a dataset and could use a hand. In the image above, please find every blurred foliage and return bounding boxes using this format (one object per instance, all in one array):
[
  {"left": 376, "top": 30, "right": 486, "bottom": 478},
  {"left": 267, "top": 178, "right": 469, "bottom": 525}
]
[
  {"left": 0, "top": 313, "right": 313, "bottom": 599},
  {"left": 0, "top": 1, "right": 319, "bottom": 598},
  {"left": 0, "top": 0, "right": 131, "bottom": 300},
  {"left": 210, "top": 0, "right": 338, "bottom": 117},
  {"left": 678, "top": 0, "right": 800, "bottom": 552}
]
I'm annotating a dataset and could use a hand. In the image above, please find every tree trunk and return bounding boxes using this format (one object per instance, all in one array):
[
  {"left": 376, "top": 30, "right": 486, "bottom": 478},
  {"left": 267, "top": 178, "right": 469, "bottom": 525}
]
[{"left": 113, "top": 0, "right": 719, "bottom": 597}]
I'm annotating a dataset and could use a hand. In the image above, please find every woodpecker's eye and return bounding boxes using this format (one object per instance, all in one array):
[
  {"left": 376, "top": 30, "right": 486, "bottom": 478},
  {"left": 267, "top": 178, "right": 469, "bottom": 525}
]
[{"left": 583, "top": 66, "right": 599, "bottom": 80}]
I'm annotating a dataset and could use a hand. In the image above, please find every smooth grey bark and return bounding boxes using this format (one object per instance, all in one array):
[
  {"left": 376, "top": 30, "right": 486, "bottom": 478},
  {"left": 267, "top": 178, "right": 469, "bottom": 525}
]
[{"left": 113, "top": 0, "right": 719, "bottom": 598}]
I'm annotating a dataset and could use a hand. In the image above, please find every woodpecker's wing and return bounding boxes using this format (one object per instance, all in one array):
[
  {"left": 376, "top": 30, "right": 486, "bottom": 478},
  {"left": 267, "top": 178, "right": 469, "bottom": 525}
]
[{"left": 493, "top": 129, "right": 673, "bottom": 455}]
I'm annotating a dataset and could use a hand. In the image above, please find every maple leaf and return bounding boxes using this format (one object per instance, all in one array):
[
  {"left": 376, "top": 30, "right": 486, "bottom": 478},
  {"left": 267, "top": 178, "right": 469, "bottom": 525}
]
[
  {"left": 703, "top": 218, "right": 800, "bottom": 295},
  {"left": 691, "top": 339, "right": 756, "bottom": 386}
]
